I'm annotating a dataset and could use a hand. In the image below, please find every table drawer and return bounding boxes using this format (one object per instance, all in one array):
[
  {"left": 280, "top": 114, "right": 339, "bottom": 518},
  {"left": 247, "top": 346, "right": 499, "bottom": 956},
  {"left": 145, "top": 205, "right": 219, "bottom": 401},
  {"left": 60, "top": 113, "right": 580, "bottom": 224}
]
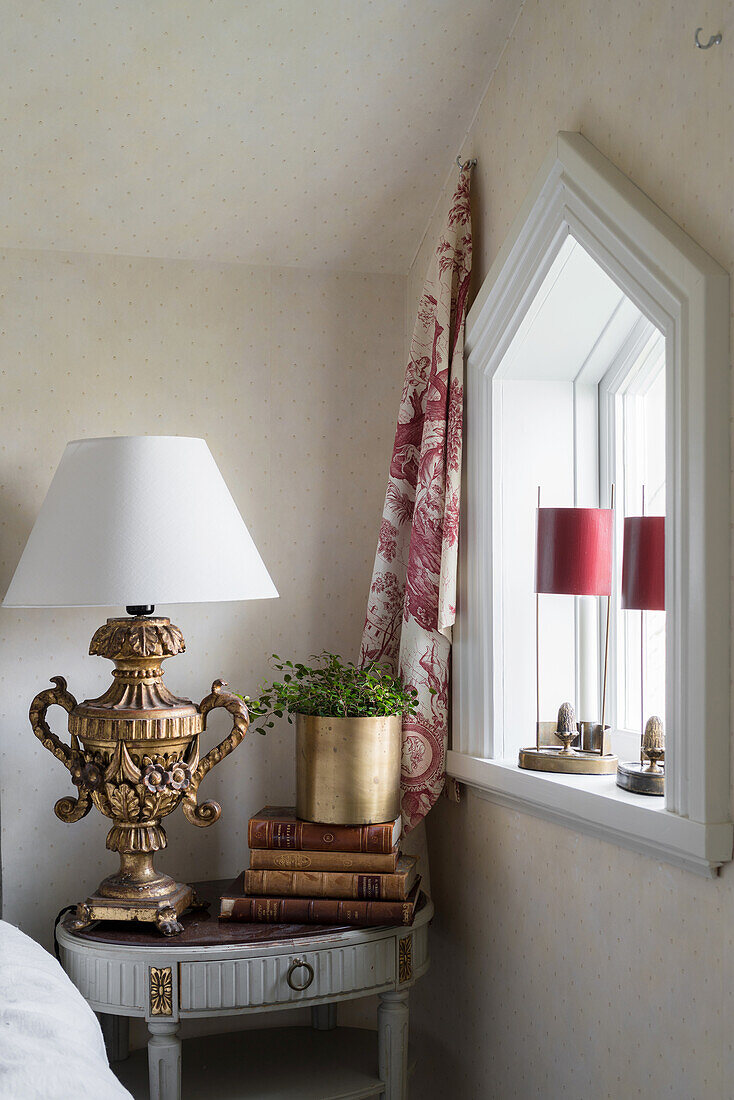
[{"left": 179, "top": 938, "right": 396, "bottom": 1013}]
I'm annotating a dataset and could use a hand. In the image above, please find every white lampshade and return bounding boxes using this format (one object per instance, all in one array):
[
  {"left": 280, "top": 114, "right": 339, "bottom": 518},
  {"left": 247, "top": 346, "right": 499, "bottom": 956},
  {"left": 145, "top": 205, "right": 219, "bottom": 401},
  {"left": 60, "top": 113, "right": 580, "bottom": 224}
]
[{"left": 3, "top": 436, "right": 278, "bottom": 608}]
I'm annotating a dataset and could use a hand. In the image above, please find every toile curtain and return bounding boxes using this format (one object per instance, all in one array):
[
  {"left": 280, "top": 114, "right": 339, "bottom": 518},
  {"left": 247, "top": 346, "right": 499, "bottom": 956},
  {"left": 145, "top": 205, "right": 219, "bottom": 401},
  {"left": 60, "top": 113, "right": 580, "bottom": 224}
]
[{"left": 359, "top": 167, "right": 473, "bottom": 830}]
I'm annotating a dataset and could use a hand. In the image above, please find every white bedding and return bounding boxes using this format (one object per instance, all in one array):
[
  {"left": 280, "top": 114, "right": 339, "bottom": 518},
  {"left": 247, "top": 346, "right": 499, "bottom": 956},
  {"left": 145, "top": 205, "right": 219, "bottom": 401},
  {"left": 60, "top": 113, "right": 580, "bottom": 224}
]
[{"left": 0, "top": 919, "right": 132, "bottom": 1100}]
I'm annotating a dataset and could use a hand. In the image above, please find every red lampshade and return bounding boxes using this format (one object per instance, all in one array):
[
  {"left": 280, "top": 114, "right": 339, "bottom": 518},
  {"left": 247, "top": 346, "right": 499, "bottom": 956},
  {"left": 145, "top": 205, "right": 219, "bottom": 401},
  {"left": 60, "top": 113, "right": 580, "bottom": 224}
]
[
  {"left": 621, "top": 516, "right": 665, "bottom": 611},
  {"left": 535, "top": 507, "right": 613, "bottom": 596}
]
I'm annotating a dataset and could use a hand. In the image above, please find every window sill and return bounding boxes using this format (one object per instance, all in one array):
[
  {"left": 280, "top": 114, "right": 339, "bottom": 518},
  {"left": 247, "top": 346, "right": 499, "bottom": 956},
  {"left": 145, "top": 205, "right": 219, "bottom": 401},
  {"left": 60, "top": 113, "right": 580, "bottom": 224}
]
[{"left": 445, "top": 749, "right": 733, "bottom": 877}]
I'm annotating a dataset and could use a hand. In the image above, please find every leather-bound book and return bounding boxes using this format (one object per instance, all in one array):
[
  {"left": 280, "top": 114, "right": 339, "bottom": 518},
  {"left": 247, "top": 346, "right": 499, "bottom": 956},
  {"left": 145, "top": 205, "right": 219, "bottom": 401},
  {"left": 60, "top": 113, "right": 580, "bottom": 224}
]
[
  {"left": 243, "top": 855, "right": 417, "bottom": 901},
  {"left": 249, "top": 845, "right": 400, "bottom": 874},
  {"left": 248, "top": 806, "right": 401, "bottom": 855},
  {"left": 220, "top": 876, "right": 421, "bottom": 927}
]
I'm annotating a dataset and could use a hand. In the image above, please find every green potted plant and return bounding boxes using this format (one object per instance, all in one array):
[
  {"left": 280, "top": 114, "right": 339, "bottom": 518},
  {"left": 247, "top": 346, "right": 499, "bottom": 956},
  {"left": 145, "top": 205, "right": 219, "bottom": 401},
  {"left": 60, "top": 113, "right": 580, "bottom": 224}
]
[{"left": 242, "top": 653, "right": 419, "bottom": 825}]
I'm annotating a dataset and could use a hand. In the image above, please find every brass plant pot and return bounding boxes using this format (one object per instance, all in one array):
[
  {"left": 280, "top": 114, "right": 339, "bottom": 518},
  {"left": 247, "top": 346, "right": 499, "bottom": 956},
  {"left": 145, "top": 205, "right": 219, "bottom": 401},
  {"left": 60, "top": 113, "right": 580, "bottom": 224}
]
[
  {"left": 29, "top": 616, "right": 249, "bottom": 935},
  {"left": 295, "top": 713, "right": 402, "bottom": 825}
]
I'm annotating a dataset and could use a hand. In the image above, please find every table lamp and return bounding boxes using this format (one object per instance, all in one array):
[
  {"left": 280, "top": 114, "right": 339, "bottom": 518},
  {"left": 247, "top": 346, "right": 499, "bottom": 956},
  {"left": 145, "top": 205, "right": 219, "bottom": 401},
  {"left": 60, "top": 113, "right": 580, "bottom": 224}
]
[
  {"left": 616, "top": 513, "right": 665, "bottom": 795},
  {"left": 3, "top": 436, "right": 277, "bottom": 935},
  {"left": 518, "top": 499, "right": 618, "bottom": 774}
]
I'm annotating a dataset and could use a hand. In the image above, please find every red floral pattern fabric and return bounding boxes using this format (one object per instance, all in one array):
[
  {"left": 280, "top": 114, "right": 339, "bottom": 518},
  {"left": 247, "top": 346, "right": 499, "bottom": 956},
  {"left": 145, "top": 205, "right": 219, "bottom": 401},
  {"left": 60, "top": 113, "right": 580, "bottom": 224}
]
[{"left": 360, "top": 171, "right": 472, "bottom": 830}]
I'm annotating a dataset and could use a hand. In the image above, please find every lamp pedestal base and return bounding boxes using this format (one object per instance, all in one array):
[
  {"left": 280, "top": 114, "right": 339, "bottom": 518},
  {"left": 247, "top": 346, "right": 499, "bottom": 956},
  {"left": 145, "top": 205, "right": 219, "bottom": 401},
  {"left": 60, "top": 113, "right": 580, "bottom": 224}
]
[
  {"left": 616, "top": 760, "right": 665, "bottom": 796},
  {"left": 518, "top": 746, "right": 618, "bottom": 774},
  {"left": 68, "top": 851, "right": 198, "bottom": 935},
  {"left": 69, "top": 880, "right": 194, "bottom": 936}
]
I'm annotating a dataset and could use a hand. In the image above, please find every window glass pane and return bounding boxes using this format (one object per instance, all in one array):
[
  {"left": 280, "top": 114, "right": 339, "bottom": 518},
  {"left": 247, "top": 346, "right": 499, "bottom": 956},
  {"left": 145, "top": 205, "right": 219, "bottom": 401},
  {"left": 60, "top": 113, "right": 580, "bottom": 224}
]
[
  {"left": 618, "top": 342, "right": 666, "bottom": 737},
  {"left": 495, "top": 379, "right": 577, "bottom": 760},
  {"left": 641, "top": 363, "right": 666, "bottom": 726}
]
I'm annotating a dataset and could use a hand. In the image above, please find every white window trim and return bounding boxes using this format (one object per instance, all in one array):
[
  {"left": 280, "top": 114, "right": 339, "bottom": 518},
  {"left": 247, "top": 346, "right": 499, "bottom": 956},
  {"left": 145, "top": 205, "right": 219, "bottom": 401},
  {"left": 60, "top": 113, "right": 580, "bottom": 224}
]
[{"left": 450, "top": 132, "right": 731, "bottom": 877}]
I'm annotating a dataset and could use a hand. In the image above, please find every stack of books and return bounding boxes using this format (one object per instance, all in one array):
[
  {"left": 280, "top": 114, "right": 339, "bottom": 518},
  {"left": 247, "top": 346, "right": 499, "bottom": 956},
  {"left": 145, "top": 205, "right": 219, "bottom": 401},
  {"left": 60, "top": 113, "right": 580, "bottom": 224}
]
[{"left": 219, "top": 805, "right": 421, "bottom": 927}]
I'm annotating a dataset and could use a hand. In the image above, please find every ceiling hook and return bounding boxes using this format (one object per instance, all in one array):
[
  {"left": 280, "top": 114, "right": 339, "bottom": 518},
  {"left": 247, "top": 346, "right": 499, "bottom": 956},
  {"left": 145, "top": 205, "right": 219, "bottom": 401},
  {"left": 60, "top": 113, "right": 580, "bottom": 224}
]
[
  {"left": 456, "top": 155, "right": 477, "bottom": 171},
  {"left": 694, "top": 27, "right": 722, "bottom": 49}
]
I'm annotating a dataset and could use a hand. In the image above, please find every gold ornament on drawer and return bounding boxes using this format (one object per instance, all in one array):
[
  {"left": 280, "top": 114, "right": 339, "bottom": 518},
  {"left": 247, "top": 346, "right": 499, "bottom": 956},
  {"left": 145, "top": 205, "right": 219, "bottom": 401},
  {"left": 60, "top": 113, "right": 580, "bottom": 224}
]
[
  {"left": 398, "top": 935, "right": 413, "bottom": 983},
  {"left": 29, "top": 616, "right": 250, "bottom": 936},
  {"left": 149, "top": 966, "right": 173, "bottom": 1016}
]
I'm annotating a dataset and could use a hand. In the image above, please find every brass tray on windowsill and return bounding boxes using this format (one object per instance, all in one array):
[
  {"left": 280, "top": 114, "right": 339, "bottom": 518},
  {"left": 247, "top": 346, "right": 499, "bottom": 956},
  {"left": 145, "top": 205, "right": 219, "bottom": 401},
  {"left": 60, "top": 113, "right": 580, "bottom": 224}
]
[
  {"left": 518, "top": 720, "right": 617, "bottom": 774},
  {"left": 518, "top": 745, "right": 618, "bottom": 774}
]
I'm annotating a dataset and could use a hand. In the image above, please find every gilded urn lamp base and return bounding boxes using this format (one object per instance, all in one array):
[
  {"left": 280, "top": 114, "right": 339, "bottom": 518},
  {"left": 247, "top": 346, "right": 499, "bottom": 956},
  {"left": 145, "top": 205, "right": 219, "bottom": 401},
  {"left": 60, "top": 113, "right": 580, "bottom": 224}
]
[{"left": 30, "top": 612, "right": 250, "bottom": 936}]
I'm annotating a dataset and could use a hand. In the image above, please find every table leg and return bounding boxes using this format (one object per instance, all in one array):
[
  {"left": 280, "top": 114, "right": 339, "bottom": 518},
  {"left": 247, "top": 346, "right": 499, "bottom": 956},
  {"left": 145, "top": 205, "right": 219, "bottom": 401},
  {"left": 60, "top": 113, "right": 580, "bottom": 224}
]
[
  {"left": 147, "top": 1020, "right": 181, "bottom": 1100},
  {"left": 99, "top": 1012, "right": 129, "bottom": 1062},
  {"left": 311, "top": 1002, "right": 337, "bottom": 1030},
  {"left": 378, "top": 990, "right": 409, "bottom": 1100}
]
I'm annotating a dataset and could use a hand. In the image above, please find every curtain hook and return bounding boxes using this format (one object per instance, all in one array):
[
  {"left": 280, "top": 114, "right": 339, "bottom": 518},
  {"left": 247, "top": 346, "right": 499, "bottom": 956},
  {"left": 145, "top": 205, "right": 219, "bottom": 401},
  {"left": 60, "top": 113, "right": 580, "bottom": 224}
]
[
  {"left": 694, "top": 27, "right": 722, "bottom": 49},
  {"left": 456, "top": 156, "right": 477, "bottom": 171}
]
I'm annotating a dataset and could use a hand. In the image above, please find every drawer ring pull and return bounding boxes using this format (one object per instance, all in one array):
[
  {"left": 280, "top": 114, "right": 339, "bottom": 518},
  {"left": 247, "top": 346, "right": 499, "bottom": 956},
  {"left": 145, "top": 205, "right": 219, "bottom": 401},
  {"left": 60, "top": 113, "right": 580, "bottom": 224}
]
[{"left": 286, "top": 958, "right": 314, "bottom": 991}]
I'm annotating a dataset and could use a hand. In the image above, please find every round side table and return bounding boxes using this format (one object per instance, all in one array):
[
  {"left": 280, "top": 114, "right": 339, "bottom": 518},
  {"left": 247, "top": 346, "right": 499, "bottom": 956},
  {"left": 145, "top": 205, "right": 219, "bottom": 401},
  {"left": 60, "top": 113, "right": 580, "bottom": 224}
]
[{"left": 56, "top": 879, "right": 433, "bottom": 1100}]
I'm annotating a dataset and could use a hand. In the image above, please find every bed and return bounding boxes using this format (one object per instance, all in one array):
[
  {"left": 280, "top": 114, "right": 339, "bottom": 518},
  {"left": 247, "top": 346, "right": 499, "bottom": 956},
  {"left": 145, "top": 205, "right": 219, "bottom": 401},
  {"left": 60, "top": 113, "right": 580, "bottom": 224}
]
[{"left": 0, "top": 918, "right": 132, "bottom": 1100}]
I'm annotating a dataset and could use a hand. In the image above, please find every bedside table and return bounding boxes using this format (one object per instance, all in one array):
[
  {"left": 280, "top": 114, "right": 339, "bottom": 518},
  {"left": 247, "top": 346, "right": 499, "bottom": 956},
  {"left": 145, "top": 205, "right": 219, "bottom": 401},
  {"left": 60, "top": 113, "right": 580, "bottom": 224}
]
[{"left": 55, "top": 879, "right": 433, "bottom": 1100}]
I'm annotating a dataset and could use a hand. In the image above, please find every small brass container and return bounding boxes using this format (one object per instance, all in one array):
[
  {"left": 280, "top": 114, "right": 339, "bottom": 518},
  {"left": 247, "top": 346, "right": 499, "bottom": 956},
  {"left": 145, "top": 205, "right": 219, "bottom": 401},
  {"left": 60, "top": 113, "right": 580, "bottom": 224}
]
[
  {"left": 295, "top": 713, "right": 402, "bottom": 825},
  {"left": 616, "top": 715, "right": 665, "bottom": 796},
  {"left": 616, "top": 759, "right": 665, "bottom": 795}
]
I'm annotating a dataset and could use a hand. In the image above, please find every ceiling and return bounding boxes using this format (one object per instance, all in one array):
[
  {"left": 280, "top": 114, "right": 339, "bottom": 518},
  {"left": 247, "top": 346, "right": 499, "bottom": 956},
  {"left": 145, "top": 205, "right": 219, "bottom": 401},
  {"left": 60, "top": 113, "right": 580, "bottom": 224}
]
[{"left": 0, "top": 1, "right": 522, "bottom": 272}]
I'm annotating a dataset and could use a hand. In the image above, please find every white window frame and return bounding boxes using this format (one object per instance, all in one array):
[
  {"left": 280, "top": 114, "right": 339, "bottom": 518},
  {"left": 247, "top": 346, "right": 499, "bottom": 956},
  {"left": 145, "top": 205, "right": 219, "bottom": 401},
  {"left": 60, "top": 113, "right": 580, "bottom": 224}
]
[{"left": 449, "top": 132, "right": 731, "bottom": 876}]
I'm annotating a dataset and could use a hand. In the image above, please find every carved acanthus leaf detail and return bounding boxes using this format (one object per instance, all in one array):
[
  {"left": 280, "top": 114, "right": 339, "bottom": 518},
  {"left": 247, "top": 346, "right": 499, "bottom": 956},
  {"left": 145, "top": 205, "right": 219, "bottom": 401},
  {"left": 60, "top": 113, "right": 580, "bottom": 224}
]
[
  {"left": 89, "top": 617, "right": 186, "bottom": 660},
  {"left": 107, "top": 783, "right": 141, "bottom": 822}
]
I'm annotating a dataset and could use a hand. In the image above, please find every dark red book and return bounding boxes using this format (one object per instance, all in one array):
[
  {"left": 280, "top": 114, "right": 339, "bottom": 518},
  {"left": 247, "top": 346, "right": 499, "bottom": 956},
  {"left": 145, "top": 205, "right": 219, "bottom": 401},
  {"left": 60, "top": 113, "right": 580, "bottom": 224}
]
[
  {"left": 248, "top": 806, "right": 401, "bottom": 855},
  {"left": 219, "top": 874, "right": 421, "bottom": 928}
]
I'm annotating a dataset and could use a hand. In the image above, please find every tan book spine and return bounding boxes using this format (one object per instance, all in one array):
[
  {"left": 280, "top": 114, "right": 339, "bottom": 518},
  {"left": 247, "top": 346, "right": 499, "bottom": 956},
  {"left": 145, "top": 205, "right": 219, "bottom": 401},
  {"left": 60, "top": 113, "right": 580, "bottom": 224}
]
[
  {"left": 249, "top": 848, "right": 399, "bottom": 873},
  {"left": 243, "top": 856, "right": 416, "bottom": 901}
]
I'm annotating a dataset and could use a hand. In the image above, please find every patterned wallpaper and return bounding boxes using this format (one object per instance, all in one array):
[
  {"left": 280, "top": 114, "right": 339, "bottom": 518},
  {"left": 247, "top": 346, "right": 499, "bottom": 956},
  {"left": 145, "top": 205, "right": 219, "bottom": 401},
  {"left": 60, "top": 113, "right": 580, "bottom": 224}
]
[
  {"left": 408, "top": 0, "right": 734, "bottom": 1096},
  {"left": 0, "top": 251, "right": 405, "bottom": 949},
  {"left": 0, "top": 0, "right": 522, "bottom": 271}
]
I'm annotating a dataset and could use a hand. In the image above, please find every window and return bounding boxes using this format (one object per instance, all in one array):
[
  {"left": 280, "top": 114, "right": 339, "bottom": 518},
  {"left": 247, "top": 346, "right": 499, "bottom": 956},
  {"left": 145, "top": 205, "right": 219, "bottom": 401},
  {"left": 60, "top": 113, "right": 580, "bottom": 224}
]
[
  {"left": 490, "top": 237, "right": 664, "bottom": 766},
  {"left": 450, "top": 133, "right": 730, "bottom": 876}
]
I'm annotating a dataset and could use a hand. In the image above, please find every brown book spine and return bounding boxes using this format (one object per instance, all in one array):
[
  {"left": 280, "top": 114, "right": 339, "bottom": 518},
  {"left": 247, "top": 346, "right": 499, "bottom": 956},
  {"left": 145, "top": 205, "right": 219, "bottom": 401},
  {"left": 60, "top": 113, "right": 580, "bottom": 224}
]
[
  {"left": 243, "top": 857, "right": 415, "bottom": 901},
  {"left": 248, "top": 813, "right": 398, "bottom": 854},
  {"left": 220, "top": 884, "right": 419, "bottom": 927},
  {"left": 249, "top": 848, "right": 399, "bottom": 874}
]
